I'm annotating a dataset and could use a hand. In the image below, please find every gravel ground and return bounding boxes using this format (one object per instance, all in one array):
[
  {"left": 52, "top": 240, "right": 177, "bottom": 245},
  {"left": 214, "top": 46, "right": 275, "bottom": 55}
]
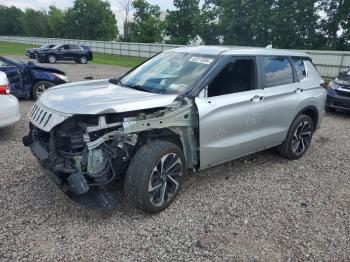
[{"left": 0, "top": 60, "right": 349, "bottom": 261}]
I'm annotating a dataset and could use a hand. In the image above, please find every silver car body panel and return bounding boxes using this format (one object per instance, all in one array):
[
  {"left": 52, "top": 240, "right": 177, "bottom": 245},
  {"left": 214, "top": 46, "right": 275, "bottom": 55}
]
[
  {"left": 28, "top": 46, "right": 326, "bottom": 171},
  {"left": 39, "top": 79, "right": 178, "bottom": 115},
  {"left": 196, "top": 56, "right": 325, "bottom": 170}
]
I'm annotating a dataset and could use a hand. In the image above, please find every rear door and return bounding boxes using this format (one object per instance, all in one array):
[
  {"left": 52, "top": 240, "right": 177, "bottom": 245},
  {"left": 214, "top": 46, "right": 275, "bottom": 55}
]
[
  {"left": 259, "top": 56, "right": 304, "bottom": 147},
  {"left": 196, "top": 56, "right": 266, "bottom": 169},
  {"left": 68, "top": 45, "right": 81, "bottom": 60}
]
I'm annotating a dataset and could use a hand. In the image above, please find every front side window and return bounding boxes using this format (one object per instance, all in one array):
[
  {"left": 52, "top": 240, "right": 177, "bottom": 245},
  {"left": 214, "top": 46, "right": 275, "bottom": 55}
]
[
  {"left": 292, "top": 57, "right": 307, "bottom": 81},
  {"left": 207, "top": 58, "right": 256, "bottom": 97},
  {"left": 263, "top": 56, "right": 294, "bottom": 88},
  {"left": 119, "top": 52, "right": 216, "bottom": 94},
  {"left": 59, "top": 45, "right": 69, "bottom": 50}
]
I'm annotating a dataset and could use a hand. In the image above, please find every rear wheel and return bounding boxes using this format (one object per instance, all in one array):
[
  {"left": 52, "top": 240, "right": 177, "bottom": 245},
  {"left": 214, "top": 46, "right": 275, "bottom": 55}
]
[
  {"left": 124, "top": 140, "right": 185, "bottom": 213},
  {"left": 32, "top": 81, "right": 55, "bottom": 101},
  {"left": 80, "top": 56, "right": 88, "bottom": 64},
  {"left": 48, "top": 55, "right": 56, "bottom": 64},
  {"left": 277, "top": 114, "right": 314, "bottom": 160}
]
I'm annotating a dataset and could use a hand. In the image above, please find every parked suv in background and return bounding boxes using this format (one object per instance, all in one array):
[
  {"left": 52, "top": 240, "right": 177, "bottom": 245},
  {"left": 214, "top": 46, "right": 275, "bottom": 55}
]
[
  {"left": 37, "top": 44, "right": 93, "bottom": 64},
  {"left": 326, "top": 69, "right": 350, "bottom": 112},
  {"left": 23, "top": 47, "right": 326, "bottom": 213},
  {"left": 25, "top": 44, "right": 56, "bottom": 59}
]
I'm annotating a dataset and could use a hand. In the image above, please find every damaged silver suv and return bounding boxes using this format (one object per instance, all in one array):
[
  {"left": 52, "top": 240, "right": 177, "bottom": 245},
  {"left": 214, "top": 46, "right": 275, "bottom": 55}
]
[{"left": 23, "top": 46, "right": 326, "bottom": 213}]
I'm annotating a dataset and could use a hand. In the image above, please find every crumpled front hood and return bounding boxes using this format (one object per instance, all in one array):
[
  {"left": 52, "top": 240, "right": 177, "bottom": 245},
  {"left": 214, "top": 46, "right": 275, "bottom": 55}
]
[
  {"left": 335, "top": 70, "right": 350, "bottom": 86},
  {"left": 39, "top": 79, "right": 178, "bottom": 115},
  {"left": 27, "top": 62, "right": 65, "bottom": 75}
]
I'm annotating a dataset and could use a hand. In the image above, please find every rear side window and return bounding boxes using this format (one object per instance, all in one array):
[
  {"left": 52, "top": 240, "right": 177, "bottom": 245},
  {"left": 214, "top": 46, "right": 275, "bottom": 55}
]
[
  {"left": 262, "top": 56, "right": 294, "bottom": 88},
  {"left": 69, "top": 45, "right": 79, "bottom": 50},
  {"left": 292, "top": 57, "right": 307, "bottom": 81}
]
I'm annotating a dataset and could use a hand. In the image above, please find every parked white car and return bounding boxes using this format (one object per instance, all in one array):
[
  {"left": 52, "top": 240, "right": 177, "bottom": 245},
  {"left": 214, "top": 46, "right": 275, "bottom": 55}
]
[{"left": 0, "top": 72, "right": 20, "bottom": 128}]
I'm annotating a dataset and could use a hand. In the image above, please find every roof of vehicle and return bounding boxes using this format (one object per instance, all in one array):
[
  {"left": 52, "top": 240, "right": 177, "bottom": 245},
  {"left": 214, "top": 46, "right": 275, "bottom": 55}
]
[{"left": 170, "top": 46, "right": 311, "bottom": 58}]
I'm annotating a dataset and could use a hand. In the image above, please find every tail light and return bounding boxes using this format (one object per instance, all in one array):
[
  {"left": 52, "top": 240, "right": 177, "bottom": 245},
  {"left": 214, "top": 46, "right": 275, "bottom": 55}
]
[{"left": 0, "top": 83, "right": 9, "bottom": 95}]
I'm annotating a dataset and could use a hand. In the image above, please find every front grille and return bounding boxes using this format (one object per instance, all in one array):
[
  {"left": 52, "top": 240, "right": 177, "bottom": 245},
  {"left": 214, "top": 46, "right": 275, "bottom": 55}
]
[{"left": 29, "top": 102, "right": 70, "bottom": 132}]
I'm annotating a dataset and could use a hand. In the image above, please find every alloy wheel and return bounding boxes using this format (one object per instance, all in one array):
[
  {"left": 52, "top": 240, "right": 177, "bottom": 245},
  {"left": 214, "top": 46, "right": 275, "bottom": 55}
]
[
  {"left": 148, "top": 153, "right": 182, "bottom": 207},
  {"left": 291, "top": 121, "right": 312, "bottom": 156},
  {"left": 49, "top": 56, "right": 56, "bottom": 63},
  {"left": 36, "top": 84, "right": 49, "bottom": 98},
  {"left": 81, "top": 57, "right": 87, "bottom": 64}
]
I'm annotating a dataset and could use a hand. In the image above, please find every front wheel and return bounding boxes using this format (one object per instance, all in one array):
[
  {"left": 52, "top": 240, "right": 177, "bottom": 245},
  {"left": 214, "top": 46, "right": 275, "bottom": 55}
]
[
  {"left": 48, "top": 55, "right": 56, "bottom": 64},
  {"left": 32, "top": 81, "right": 55, "bottom": 101},
  {"left": 124, "top": 140, "right": 185, "bottom": 213},
  {"left": 277, "top": 114, "right": 314, "bottom": 160}
]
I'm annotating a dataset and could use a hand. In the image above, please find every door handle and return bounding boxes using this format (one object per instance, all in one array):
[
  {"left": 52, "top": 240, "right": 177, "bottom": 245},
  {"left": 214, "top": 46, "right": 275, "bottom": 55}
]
[
  {"left": 250, "top": 95, "right": 264, "bottom": 103},
  {"left": 295, "top": 88, "right": 304, "bottom": 93}
]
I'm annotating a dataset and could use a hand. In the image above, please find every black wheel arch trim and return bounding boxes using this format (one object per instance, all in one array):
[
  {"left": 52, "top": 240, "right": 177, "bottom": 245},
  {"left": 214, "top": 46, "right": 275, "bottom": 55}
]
[{"left": 289, "top": 105, "right": 319, "bottom": 134}]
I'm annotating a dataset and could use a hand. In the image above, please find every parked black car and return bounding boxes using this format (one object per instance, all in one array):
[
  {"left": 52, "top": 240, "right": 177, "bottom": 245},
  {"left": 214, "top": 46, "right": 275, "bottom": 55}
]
[
  {"left": 25, "top": 44, "right": 56, "bottom": 59},
  {"left": 326, "top": 69, "right": 350, "bottom": 112},
  {"left": 37, "top": 44, "right": 93, "bottom": 64},
  {"left": 0, "top": 56, "right": 68, "bottom": 100}
]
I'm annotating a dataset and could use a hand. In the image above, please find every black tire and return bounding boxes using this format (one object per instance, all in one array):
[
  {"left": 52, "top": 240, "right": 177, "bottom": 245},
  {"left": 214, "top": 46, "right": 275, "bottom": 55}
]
[
  {"left": 31, "top": 81, "right": 55, "bottom": 101},
  {"left": 48, "top": 55, "right": 56, "bottom": 64},
  {"left": 80, "top": 56, "right": 88, "bottom": 64},
  {"left": 124, "top": 140, "right": 185, "bottom": 214},
  {"left": 326, "top": 106, "right": 336, "bottom": 113},
  {"left": 277, "top": 114, "right": 314, "bottom": 160}
]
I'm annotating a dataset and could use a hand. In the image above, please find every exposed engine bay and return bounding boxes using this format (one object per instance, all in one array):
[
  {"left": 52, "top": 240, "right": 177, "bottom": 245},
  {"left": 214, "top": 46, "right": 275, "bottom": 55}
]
[{"left": 23, "top": 98, "right": 198, "bottom": 209}]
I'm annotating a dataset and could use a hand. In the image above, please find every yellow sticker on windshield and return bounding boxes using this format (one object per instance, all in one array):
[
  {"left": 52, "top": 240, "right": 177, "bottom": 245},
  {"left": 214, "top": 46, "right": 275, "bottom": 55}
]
[{"left": 189, "top": 57, "right": 214, "bottom": 64}]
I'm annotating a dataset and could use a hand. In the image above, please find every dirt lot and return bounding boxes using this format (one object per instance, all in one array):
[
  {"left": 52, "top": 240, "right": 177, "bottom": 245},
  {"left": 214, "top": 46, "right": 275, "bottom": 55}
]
[{"left": 0, "top": 59, "right": 349, "bottom": 261}]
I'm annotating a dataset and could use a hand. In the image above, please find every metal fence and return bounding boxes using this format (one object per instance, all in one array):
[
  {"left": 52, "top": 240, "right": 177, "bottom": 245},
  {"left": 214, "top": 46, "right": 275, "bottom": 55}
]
[{"left": 1, "top": 36, "right": 350, "bottom": 79}]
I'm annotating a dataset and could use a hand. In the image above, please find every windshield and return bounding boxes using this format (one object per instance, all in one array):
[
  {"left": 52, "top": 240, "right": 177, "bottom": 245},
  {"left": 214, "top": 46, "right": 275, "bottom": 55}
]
[{"left": 119, "top": 51, "right": 216, "bottom": 94}]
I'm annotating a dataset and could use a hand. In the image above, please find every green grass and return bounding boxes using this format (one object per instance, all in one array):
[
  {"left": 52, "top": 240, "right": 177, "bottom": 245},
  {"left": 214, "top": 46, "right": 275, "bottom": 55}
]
[
  {"left": 92, "top": 53, "right": 144, "bottom": 68},
  {"left": 0, "top": 41, "right": 37, "bottom": 55},
  {"left": 0, "top": 41, "right": 144, "bottom": 68}
]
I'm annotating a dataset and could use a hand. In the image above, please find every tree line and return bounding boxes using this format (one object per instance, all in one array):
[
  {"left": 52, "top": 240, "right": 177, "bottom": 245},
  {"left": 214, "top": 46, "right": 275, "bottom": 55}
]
[{"left": 0, "top": 0, "right": 349, "bottom": 50}]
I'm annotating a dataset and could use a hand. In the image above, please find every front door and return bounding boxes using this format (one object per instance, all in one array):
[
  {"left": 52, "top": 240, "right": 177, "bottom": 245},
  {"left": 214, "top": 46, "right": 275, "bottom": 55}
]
[
  {"left": 195, "top": 57, "right": 265, "bottom": 169},
  {"left": 58, "top": 45, "right": 70, "bottom": 60}
]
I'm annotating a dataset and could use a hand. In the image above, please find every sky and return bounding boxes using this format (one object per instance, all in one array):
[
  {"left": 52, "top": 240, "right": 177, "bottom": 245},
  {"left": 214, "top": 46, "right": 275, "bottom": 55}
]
[
  {"left": 1, "top": 0, "right": 175, "bottom": 11},
  {"left": 1, "top": 0, "right": 176, "bottom": 33}
]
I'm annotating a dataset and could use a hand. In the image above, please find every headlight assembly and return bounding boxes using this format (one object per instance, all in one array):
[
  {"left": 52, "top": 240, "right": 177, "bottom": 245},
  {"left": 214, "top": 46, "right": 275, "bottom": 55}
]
[
  {"left": 53, "top": 73, "right": 68, "bottom": 82},
  {"left": 328, "top": 81, "right": 339, "bottom": 90}
]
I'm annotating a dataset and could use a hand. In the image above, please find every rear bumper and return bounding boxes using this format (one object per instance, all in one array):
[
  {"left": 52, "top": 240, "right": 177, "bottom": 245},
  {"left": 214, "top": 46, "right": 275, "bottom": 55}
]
[
  {"left": 326, "top": 88, "right": 350, "bottom": 111},
  {"left": 0, "top": 95, "right": 20, "bottom": 128}
]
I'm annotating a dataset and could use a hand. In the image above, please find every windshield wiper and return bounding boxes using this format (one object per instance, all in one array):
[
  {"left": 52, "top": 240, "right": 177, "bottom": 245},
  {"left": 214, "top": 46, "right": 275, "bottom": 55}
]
[{"left": 126, "top": 84, "right": 152, "bottom": 93}]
